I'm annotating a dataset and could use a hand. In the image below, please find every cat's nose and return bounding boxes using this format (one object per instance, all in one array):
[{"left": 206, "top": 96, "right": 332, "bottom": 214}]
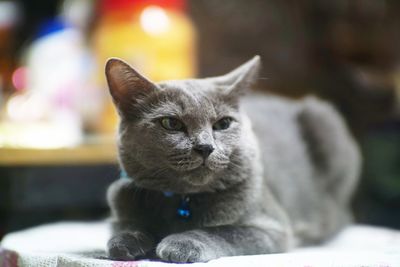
[{"left": 193, "top": 144, "right": 214, "bottom": 159}]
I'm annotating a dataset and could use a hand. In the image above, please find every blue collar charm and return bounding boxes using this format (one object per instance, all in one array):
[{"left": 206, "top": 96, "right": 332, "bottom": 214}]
[
  {"left": 177, "top": 195, "right": 191, "bottom": 220},
  {"left": 163, "top": 191, "right": 191, "bottom": 220}
]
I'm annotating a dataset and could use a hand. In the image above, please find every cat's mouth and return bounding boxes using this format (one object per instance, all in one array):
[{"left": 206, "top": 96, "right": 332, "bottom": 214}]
[
  {"left": 168, "top": 157, "right": 204, "bottom": 172},
  {"left": 169, "top": 160, "right": 230, "bottom": 175}
]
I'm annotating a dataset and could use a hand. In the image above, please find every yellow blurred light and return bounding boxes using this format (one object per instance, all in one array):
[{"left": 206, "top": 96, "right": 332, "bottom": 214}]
[
  {"left": 0, "top": 122, "right": 74, "bottom": 149},
  {"left": 140, "top": 6, "right": 171, "bottom": 36},
  {"left": 6, "top": 93, "right": 47, "bottom": 121}
]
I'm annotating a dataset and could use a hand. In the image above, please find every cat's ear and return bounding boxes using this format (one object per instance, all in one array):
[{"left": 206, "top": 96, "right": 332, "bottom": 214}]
[
  {"left": 214, "top": 55, "right": 261, "bottom": 103},
  {"left": 105, "top": 58, "right": 157, "bottom": 118}
]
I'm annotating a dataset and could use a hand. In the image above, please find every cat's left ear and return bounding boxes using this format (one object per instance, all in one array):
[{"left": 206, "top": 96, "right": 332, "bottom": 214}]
[
  {"left": 214, "top": 55, "right": 261, "bottom": 103},
  {"left": 105, "top": 58, "right": 158, "bottom": 118}
]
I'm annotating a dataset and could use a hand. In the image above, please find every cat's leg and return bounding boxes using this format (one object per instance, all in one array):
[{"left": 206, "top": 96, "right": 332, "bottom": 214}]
[
  {"left": 298, "top": 97, "right": 361, "bottom": 204},
  {"left": 107, "top": 221, "right": 155, "bottom": 260},
  {"left": 106, "top": 179, "right": 156, "bottom": 260},
  {"left": 156, "top": 225, "right": 289, "bottom": 263}
]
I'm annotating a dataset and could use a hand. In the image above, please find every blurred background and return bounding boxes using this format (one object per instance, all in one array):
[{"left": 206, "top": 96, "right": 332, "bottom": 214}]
[{"left": 0, "top": 0, "right": 399, "bottom": 240}]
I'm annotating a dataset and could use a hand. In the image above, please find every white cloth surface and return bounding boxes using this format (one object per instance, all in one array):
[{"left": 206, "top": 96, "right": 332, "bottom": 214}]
[{"left": 1, "top": 222, "right": 400, "bottom": 267}]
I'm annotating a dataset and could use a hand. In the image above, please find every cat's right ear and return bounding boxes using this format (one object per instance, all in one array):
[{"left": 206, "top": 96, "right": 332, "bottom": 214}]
[
  {"left": 211, "top": 56, "right": 261, "bottom": 107},
  {"left": 105, "top": 58, "right": 157, "bottom": 118}
]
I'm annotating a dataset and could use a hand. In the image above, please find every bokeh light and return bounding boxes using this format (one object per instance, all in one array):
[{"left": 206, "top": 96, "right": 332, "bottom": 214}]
[{"left": 140, "top": 6, "right": 171, "bottom": 36}]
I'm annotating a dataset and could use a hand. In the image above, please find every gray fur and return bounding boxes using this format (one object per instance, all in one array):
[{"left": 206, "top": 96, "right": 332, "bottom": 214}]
[{"left": 105, "top": 56, "right": 361, "bottom": 262}]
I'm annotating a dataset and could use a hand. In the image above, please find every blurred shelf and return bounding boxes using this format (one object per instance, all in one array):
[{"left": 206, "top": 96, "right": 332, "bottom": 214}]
[{"left": 0, "top": 136, "right": 118, "bottom": 166}]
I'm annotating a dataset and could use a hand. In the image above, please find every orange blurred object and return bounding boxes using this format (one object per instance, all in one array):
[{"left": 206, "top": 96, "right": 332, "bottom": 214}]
[{"left": 92, "top": 0, "right": 197, "bottom": 134}]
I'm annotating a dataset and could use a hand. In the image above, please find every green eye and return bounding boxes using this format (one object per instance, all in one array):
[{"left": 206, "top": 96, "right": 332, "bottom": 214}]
[
  {"left": 160, "top": 117, "right": 185, "bottom": 131},
  {"left": 213, "top": 117, "right": 233, "bottom": 131}
]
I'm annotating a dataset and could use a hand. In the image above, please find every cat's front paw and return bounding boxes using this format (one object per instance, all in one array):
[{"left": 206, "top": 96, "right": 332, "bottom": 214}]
[
  {"left": 156, "top": 233, "right": 217, "bottom": 263},
  {"left": 107, "top": 231, "right": 153, "bottom": 260}
]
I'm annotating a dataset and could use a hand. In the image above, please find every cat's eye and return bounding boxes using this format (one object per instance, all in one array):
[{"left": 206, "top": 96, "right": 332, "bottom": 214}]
[
  {"left": 213, "top": 117, "right": 233, "bottom": 131},
  {"left": 160, "top": 117, "right": 185, "bottom": 131}
]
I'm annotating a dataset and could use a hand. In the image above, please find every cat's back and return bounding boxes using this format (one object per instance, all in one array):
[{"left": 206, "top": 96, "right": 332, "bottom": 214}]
[
  {"left": 241, "top": 93, "right": 302, "bottom": 143},
  {"left": 241, "top": 92, "right": 359, "bottom": 196}
]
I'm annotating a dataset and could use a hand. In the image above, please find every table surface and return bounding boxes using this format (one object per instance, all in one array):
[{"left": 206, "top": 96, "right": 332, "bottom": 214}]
[
  {"left": 0, "top": 136, "right": 118, "bottom": 166},
  {"left": 1, "top": 223, "right": 400, "bottom": 267}
]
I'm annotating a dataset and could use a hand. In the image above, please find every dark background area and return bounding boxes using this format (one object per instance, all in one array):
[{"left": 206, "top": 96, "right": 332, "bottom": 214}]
[
  {"left": 0, "top": 0, "right": 399, "bottom": 239},
  {"left": 0, "top": 164, "right": 119, "bottom": 238}
]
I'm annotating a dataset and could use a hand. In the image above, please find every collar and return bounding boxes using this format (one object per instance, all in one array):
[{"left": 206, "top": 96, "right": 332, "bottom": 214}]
[{"left": 120, "top": 170, "right": 191, "bottom": 220}]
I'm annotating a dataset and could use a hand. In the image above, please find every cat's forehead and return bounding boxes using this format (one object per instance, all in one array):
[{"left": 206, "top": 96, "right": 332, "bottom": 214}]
[
  {"left": 158, "top": 79, "right": 220, "bottom": 96},
  {"left": 153, "top": 79, "right": 232, "bottom": 119}
]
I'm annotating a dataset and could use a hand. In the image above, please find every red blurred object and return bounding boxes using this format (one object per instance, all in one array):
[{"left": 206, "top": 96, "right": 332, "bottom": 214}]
[
  {"left": 99, "top": 0, "right": 186, "bottom": 15},
  {"left": 11, "top": 66, "right": 27, "bottom": 92}
]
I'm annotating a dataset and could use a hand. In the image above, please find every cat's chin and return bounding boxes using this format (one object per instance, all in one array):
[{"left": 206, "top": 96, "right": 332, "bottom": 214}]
[
  {"left": 179, "top": 166, "right": 218, "bottom": 187},
  {"left": 183, "top": 173, "right": 212, "bottom": 187}
]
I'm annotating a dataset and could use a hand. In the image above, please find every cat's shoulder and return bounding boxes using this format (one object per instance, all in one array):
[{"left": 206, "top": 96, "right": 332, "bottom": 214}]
[{"left": 107, "top": 178, "right": 137, "bottom": 206}]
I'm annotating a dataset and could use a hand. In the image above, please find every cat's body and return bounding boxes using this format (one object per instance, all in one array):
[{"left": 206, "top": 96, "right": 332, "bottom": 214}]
[
  {"left": 105, "top": 56, "right": 360, "bottom": 262},
  {"left": 242, "top": 94, "right": 359, "bottom": 245}
]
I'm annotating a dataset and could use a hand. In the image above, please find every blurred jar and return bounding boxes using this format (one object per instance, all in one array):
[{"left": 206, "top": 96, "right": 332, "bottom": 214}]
[
  {"left": 0, "top": 1, "right": 20, "bottom": 99},
  {"left": 92, "top": 0, "right": 197, "bottom": 134}
]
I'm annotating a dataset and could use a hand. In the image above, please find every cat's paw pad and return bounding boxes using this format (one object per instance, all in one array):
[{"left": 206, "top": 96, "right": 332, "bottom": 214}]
[
  {"left": 156, "top": 234, "right": 215, "bottom": 263},
  {"left": 107, "top": 231, "right": 153, "bottom": 260}
]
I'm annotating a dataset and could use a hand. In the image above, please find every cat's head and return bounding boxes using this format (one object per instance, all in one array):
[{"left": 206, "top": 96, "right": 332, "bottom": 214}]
[{"left": 105, "top": 56, "right": 261, "bottom": 193}]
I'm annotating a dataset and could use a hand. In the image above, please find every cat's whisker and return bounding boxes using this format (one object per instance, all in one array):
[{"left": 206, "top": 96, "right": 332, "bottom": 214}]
[
  {"left": 168, "top": 152, "right": 189, "bottom": 158},
  {"left": 139, "top": 166, "right": 169, "bottom": 181}
]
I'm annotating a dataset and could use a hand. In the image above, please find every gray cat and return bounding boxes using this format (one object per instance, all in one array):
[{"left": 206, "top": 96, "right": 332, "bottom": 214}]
[{"left": 105, "top": 56, "right": 361, "bottom": 263}]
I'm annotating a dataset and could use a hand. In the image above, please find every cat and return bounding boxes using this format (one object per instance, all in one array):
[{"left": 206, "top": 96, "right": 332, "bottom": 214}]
[{"left": 105, "top": 56, "right": 361, "bottom": 263}]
